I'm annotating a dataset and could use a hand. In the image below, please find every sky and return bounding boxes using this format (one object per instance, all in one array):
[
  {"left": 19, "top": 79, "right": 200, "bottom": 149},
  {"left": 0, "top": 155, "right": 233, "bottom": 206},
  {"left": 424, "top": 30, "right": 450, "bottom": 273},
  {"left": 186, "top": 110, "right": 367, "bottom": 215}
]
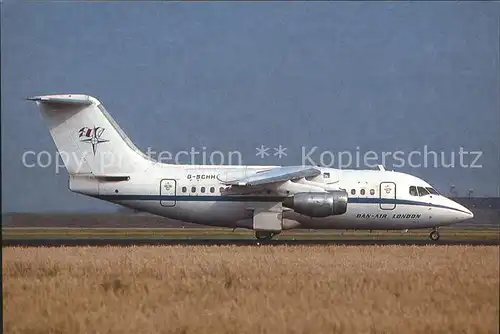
[{"left": 2, "top": 1, "right": 499, "bottom": 212}]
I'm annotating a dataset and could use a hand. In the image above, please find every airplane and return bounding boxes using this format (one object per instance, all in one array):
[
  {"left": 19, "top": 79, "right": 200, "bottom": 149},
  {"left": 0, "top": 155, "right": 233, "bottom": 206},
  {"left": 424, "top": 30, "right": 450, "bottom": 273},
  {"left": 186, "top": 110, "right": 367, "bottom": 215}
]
[{"left": 27, "top": 94, "right": 474, "bottom": 241}]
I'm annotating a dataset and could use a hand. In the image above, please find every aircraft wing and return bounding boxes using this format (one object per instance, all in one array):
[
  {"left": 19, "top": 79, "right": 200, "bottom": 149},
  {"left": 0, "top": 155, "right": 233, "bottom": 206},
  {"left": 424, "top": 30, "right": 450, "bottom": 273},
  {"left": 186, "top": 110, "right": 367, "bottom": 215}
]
[{"left": 221, "top": 166, "right": 321, "bottom": 187}]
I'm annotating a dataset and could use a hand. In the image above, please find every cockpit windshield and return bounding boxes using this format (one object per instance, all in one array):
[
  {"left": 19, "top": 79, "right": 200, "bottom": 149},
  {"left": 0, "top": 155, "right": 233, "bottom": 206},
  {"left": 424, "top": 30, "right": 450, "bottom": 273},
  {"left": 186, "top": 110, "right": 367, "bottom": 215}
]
[
  {"left": 425, "top": 187, "right": 439, "bottom": 195},
  {"left": 417, "top": 186, "right": 430, "bottom": 196},
  {"left": 409, "top": 186, "right": 418, "bottom": 196},
  {"left": 409, "top": 185, "right": 439, "bottom": 197}
]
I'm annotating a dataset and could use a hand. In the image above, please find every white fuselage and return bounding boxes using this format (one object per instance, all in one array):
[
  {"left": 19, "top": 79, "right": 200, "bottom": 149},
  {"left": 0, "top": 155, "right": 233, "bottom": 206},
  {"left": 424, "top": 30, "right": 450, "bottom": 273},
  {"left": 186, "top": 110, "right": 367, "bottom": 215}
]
[{"left": 78, "top": 165, "right": 473, "bottom": 230}]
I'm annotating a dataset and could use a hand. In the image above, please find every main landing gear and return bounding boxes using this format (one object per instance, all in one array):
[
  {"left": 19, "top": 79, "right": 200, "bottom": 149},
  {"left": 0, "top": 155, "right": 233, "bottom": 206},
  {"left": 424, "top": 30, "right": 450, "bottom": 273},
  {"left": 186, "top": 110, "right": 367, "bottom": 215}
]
[
  {"left": 255, "top": 231, "right": 279, "bottom": 240},
  {"left": 429, "top": 228, "right": 440, "bottom": 241}
]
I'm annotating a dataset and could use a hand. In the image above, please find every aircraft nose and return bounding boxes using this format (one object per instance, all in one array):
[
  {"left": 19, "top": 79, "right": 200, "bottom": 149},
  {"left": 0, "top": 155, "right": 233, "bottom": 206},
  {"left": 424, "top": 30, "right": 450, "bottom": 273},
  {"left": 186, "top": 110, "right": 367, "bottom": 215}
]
[
  {"left": 461, "top": 207, "right": 474, "bottom": 219},
  {"left": 454, "top": 202, "right": 474, "bottom": 221}
]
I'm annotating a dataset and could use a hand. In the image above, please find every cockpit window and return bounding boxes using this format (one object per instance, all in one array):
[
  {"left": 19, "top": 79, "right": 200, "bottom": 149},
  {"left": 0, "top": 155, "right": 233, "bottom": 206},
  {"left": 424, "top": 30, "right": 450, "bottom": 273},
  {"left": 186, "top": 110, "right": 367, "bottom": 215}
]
[
  {"left": 425, "top": 187, "right": 439, "bottom": 195},
  {"left": 417, "top": 186, "right": 430, "bottom": 196},
  {"left": 409, "top": 186, "right": 417, "bottom": 196}
]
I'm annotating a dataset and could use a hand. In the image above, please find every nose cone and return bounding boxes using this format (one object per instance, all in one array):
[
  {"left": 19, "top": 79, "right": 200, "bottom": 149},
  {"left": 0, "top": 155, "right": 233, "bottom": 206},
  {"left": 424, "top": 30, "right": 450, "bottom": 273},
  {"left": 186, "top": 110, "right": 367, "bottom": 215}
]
[
  {"left": 435, "top": 197, "right": 475, "bottom": 225},
  {"left": 452, "top": 201, "right": 474, "bottom": 222},
  {"left": 460, "top": 206, "right": 474, "bottom": 220}
]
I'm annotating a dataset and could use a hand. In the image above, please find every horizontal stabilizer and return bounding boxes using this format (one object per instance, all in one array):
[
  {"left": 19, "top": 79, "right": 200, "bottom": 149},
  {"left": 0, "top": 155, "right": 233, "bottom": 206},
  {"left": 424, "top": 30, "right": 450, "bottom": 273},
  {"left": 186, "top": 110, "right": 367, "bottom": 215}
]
[{"left": 27, "top": 95, "right": 93, "bottom": 106}]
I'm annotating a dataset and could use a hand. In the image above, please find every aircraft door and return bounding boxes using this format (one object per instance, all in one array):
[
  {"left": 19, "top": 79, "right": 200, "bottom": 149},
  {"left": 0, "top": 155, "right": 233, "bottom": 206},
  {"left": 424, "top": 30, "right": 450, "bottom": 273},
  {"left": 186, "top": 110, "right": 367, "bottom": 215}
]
[
  {"left": 379, "top": 182, "right": 396, "bottom": 210},
  {"left": 160, "top": 179, "right": 176, "bottom": 207}
]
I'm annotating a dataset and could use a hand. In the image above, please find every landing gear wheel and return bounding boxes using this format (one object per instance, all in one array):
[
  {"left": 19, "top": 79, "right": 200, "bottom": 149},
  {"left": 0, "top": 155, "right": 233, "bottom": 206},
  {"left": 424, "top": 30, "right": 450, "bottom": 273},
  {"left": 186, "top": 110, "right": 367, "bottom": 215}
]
[
  {"left": 429, "top": 230, "right": 440, "bottom": 241},
  {"left": 255, "top": 231, "right": 277, "bottom": 240}
]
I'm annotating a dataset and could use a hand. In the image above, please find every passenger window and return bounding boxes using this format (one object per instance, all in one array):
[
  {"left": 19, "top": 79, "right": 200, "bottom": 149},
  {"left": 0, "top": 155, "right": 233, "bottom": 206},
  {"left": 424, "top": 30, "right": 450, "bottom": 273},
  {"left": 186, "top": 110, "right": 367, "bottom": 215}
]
[
  {"left": 323, "top": 172, "right": 330, "bottom": 179},
  {"left": 191, "top": 186, "right": 196, "bottom": 193},
  {"left": 417, "top": 186, "right": 429, "bottom": 196},
  {"left": 181, "top": 186, "right": 187, "bottom": 193},
  {"left": 201, "top": 187, "right": 205, "bottom": 193},
  {"left": 409, "top": 186, "right": 417, "bottom": 196},
  {"left": 370, "top": 189, "right": 375, "bottom": 196},
  {"left": 360, "top": 189, "right": 365, "bottom": 195},
  {"left": 351, "top": 189, "right": 356, "bottom": 195},
  {"left": 210, "top": 187, "right": 215, "bottom": 193}
]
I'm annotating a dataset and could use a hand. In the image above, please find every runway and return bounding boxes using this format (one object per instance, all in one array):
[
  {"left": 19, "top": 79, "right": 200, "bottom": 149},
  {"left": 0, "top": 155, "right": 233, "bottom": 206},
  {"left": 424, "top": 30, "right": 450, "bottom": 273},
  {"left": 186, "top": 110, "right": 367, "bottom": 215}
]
[{"left": 3, "top": 238, "right": 499, "bottom": 247}]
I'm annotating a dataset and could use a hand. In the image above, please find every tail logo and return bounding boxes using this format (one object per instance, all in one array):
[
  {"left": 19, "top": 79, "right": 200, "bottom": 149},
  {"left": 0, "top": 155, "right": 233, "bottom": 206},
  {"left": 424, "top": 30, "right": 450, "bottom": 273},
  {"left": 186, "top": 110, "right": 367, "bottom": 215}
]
[{"left": 78, "top": 126, "right": 109, "bottom": 155}]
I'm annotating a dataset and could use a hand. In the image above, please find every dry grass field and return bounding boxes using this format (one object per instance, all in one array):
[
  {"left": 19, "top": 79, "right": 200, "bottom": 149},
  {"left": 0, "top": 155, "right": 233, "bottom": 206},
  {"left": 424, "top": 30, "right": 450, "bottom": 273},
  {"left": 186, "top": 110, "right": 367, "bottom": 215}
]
[{"left": 3, "top": 246, "right": 499, "bottom": 334}]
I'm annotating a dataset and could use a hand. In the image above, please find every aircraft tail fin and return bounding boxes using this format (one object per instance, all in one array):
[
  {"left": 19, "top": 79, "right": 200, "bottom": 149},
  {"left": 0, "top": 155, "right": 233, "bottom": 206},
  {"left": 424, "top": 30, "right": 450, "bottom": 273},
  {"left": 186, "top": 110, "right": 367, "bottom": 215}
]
[{"left": 28, "top": 94, "right": 154, "bottom": 176}]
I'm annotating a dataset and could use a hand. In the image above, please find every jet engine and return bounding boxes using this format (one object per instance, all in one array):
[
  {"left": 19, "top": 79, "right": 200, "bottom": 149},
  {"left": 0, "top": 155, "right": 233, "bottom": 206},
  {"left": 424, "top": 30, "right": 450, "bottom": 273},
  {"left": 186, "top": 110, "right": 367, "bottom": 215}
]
[{"left": 283, "top": 190, "right": 348, "bottom": 217}]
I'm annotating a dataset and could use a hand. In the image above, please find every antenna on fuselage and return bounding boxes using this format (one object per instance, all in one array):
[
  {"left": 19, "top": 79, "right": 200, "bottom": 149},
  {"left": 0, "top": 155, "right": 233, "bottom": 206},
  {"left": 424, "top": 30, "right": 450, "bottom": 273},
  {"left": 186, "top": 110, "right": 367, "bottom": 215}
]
[{"left": 377, "top": 165, "right": 385, "bottom": 171}]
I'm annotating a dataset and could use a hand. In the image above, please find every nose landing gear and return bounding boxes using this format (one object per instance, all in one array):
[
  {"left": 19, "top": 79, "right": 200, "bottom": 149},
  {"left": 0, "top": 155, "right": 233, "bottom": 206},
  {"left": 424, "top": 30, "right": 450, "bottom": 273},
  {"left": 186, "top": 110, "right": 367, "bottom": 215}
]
[{"left": 429, "top": 228, "right": 440, "bottom": 241}]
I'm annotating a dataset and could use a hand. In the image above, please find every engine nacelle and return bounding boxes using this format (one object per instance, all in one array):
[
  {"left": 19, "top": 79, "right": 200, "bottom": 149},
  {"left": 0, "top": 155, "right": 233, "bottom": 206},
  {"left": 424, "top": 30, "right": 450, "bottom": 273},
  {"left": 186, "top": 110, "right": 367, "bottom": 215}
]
[{"left": 283, "top": 191, "right": 348, "bottom": 217}]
